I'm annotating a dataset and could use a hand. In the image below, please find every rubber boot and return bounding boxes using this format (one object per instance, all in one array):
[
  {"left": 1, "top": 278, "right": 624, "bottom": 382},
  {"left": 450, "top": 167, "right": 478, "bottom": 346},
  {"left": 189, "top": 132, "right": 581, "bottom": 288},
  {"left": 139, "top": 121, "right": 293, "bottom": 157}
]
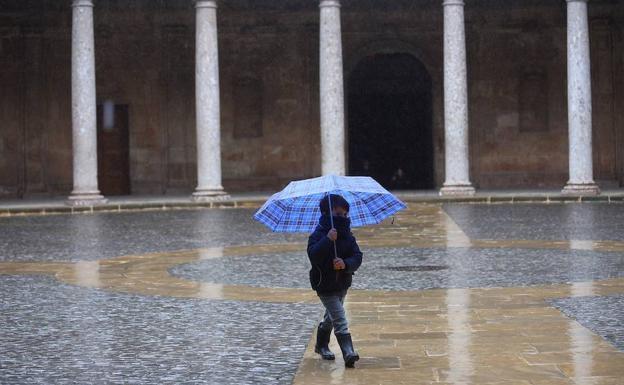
[
  {"left": 336, "top": 333, "right": 359, "bottom": 368},
  {"left": 314, "top": 325, "right": 335, "bottom": 360}
]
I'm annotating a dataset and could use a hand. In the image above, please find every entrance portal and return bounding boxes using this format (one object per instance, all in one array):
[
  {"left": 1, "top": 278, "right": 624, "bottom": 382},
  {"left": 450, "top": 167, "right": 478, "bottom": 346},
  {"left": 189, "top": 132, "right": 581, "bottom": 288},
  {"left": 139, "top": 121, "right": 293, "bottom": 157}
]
[
  {"left": 348, "top": 53, "right": 433, "bottom": 190},
  {"left": 97, "top": 103, "right": 130, "bottom": 196}
]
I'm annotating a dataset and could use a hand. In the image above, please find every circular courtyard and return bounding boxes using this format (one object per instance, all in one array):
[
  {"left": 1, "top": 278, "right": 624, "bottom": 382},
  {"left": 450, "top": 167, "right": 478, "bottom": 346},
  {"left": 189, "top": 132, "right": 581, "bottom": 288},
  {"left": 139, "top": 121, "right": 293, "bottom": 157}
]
[{"left": 1, "top": 203, "right": 624, "bottom": 384}]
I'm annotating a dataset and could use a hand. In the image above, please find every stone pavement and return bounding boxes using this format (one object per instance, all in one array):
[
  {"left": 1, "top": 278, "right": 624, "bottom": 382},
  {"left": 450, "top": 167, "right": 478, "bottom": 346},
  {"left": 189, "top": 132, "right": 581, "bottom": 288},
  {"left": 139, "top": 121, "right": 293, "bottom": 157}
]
[
  {"left": 1, "top": 275, "right": 318, "bottom": 385},
  {"left": 1, "top": 203, "right": 624, "bottom": 384},
  {"left": 2, "top": 189, "right": 624, "bottom": 216}
]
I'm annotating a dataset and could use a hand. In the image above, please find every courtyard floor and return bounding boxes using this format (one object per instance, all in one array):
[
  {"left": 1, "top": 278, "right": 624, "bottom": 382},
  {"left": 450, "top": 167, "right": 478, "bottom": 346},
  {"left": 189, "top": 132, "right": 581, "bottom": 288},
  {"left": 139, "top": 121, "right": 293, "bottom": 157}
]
[{"left": 1, "top": 202, "right": 623, "bottom": 384}]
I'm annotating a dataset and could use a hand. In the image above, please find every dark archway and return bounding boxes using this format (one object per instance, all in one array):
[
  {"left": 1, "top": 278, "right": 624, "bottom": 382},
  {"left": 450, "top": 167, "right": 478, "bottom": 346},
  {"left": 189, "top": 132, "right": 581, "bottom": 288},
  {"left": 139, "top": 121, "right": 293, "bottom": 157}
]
[{"left": 347, "top": 53, "right": 434, "bottom": 190}]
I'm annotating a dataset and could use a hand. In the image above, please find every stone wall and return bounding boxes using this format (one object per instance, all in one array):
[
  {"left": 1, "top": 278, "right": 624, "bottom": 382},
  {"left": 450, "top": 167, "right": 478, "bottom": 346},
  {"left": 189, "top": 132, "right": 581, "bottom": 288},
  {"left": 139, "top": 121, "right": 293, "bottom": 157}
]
[
  {"left": 0, "top": 0, "right": 622, "bottom": 197},
  {"left": 467, "top": 1, "right": 624, "bottom": 189}
]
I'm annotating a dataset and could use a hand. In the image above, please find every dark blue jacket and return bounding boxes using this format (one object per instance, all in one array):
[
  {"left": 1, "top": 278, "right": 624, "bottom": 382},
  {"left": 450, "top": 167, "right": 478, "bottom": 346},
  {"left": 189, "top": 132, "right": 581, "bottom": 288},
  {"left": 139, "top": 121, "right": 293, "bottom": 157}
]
[{"left": 307, "top": 216, "right": 363, "bottom": 294}]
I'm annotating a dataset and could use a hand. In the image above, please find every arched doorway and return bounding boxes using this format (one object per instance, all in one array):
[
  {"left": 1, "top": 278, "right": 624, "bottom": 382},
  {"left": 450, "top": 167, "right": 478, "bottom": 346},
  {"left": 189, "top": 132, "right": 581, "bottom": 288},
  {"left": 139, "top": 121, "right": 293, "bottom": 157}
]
[{"left": 347, "top": 53, "right": 434, "bottom": 190}]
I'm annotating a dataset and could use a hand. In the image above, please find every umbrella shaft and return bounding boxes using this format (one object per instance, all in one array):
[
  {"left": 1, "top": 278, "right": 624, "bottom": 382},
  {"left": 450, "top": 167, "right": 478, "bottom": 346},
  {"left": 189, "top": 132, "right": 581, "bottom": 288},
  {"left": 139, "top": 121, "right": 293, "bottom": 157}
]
[{"left": 328, "top": 191, "right": 340, "bottom": 261}]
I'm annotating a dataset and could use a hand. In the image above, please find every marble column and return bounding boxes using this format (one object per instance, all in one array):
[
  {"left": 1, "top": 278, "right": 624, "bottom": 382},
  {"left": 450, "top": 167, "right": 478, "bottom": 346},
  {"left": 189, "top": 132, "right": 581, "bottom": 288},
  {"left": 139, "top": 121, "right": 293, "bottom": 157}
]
[
  {"left": 67, "top": 0, "right": 106, "bottom": 206},
  {"left": 192, "top": 0, "right": 228, "bottom": 201},
  {"left": 319, "top": 0, "right": 346, "bottom": 176},
  {"left": 439, "top": 0, "right": 475, "bottom": 196},
  {"left": 562, "top": 0, "right": 600, "bottom": 195}
]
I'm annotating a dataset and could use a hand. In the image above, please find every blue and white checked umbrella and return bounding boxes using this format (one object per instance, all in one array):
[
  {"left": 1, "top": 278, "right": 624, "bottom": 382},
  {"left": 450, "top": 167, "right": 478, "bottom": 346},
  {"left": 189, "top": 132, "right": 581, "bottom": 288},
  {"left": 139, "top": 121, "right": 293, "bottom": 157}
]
[{"left": 253, "top": 175, "right": 407, "bottom": 233}]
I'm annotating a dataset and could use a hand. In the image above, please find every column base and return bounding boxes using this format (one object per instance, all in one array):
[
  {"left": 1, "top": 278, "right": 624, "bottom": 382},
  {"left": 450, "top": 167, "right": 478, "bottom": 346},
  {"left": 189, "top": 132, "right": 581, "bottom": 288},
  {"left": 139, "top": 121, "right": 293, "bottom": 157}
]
[
  {"left": 66, "top": 191, "right": 108, "bottom": 206},
  {"left": 561, "top": 183, "right": 601, "bottom": 196},
  {"left": 439, "top": 184, "right": 476, "bottom": 197},
  {"left": 191, "top": 188, "right": 230, "bottom": 202}
]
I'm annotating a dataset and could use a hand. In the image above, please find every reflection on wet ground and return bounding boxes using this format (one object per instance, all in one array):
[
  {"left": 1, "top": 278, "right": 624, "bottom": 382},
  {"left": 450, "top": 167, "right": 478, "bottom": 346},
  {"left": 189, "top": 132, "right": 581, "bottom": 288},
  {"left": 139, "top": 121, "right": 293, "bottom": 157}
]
[
  {"left": 294, "top": 280, "right": 624, "bottom": 385},
  {"left": 1, "top": 203, "right": 624, "bottom": 384},
  {"left": 444, "top": 203, "right": 624, "bottom": 241},
  {"left": 0, "top": 209, "right": 303, "bottom": 262},
  {"left": 171, "top": 247, "right": 624, "bottom": 291},
  {"left": 1, "top": 275, "right": 317, "bottom": 385},
  {"left": 551, "top": 294, "right": 624, "bottom": 351}
]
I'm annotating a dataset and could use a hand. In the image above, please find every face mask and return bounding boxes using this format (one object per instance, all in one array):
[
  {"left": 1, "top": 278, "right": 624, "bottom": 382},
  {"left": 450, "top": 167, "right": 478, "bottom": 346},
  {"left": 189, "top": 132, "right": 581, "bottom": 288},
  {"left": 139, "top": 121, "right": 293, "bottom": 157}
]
[{"left": 330, "top": 215, "right": 351, "bottom": 234}]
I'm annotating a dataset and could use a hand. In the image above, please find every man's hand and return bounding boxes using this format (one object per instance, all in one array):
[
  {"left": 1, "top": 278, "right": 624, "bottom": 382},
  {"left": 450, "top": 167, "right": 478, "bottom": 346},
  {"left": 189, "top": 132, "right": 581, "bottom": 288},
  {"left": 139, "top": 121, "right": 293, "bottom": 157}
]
[
  {"left": 327, "top": 228, "right": 338, "bottom": 241},
  {"left": 333, "top": 258, "right": 346, "bottom": 270}
]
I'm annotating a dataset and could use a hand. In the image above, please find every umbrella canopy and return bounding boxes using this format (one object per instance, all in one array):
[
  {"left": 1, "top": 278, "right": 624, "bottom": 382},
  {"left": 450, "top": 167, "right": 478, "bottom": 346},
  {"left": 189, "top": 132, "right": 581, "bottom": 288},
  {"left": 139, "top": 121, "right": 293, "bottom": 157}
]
[{"left": 253, "top": 175, "right": 407, "bottom": 233}]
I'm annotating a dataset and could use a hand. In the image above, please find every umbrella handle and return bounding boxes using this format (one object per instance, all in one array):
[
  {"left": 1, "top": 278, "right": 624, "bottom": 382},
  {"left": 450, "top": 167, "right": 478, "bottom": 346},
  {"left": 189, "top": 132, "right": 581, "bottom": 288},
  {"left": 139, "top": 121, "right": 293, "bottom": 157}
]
[{"left": 332, "top": 239, "right": 341, "bottom": 282}]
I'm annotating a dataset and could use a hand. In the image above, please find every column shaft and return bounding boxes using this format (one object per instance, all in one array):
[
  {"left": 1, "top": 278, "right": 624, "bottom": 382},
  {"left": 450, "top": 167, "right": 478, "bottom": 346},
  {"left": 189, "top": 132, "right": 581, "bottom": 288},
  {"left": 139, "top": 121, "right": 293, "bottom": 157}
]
[
  {"left": 193, "top": 0, "right": 228, "bottom": 200},
  {"left": 440, "top": 0, "right": 475, "bottom": 196},
  {"left": 319, "top": 0, "right": 346, "bottom": 176},
  {"left": 67, "top": 0, "right": 106, "bottom": 205},
  {"left": 562, "top": 0, "right": 600, "bottom": 195}
]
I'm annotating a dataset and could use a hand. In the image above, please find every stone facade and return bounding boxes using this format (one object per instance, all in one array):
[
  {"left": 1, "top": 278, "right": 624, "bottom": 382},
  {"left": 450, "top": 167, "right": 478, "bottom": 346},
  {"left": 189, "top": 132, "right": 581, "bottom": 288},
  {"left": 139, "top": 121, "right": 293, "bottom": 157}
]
[{"left": 0, "top": 0, "right": 623, "bottom": 198}]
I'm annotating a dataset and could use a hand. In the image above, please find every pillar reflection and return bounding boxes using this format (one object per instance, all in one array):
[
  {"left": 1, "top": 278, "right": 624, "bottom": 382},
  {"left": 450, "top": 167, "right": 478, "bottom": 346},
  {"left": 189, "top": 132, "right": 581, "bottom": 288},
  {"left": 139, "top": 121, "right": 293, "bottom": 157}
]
[
  {"left": 73, "top": 260, "right": 101, "bottom": 288},
  {"left": 569, "top": 282, "right": 595, "bottom": 381}
]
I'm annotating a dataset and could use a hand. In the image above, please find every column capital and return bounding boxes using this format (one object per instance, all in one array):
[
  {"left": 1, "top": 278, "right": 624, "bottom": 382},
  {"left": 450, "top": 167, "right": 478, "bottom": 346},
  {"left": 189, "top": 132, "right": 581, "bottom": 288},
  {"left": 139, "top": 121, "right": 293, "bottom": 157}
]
[
  {"left": 442, "top": 0, "right": 465, "bottom": 6},
  {"left": 320, "top": 0, "right": 341, "bottom": 9},
  {"left": 72, "top": 0, "right": 93, "bottom": 8},
  {"left": 195, "top": 0, "right": 217, "bottom": 9}
]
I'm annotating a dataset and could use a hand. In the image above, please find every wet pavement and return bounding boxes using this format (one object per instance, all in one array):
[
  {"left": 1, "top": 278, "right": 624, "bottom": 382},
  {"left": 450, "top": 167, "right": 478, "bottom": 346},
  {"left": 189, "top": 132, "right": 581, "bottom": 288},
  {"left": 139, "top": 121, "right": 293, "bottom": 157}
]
[
  {"left": 1, "top": 203, "right": 624, "bottom": 384},
  {"left": 0, "top": 275, "right": 317, "bottom": 385},
  {"left": 0, "top": 209, "right": 303, "bottom": 262},
  {"left": 551, "top": 294, "right": 624, "bottom": 351},
  {"left": 171, "top": 246, "right": 624, "bottom": 291},
  {"left": 443, "top": 203, "right": 624, "bottom": 241}
]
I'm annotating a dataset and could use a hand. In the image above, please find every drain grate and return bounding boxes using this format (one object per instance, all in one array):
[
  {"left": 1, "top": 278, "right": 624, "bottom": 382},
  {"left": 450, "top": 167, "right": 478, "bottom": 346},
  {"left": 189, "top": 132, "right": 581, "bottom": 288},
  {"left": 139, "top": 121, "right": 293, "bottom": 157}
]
[{"left": 384, "top": 265, "right": 449, "bottom": 272}]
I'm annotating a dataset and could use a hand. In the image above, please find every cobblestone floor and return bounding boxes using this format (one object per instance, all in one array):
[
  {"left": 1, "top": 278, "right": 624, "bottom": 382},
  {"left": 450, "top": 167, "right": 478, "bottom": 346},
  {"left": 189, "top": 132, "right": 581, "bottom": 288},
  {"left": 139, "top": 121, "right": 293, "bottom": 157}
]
[
  {"left": 443, "top": 203, "right": 624, "bottom": 241},
  {"left": 0, "top": 203, "right": 623, "bottom": 384},
  {"left": 0, "top": 209, "right": 304, "bottom": 262},
  {"left": 550, "top": 294, "right": 624, "bottom": 351},
  {"left": 0, "top": 275, "right": 318, "bottom": 385},
  {"left": 171, "top": 246, "right": 624, "bottom": 291}
]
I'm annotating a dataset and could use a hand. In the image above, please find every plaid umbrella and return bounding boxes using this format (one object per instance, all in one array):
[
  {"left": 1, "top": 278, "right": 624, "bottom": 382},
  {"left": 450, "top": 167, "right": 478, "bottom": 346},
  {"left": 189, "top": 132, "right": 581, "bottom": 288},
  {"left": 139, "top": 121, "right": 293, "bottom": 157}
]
[{"left": 253, "top": 175, "right": 407, "bottom": 233}]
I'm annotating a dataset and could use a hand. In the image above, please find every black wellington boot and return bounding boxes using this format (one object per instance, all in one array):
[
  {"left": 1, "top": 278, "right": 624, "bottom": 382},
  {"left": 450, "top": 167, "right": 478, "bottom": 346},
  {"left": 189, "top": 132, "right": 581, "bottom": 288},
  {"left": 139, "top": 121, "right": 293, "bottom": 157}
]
[
  {"left": 314, "top": 326, "right": 335, "bottom": 360},
  {"left": 336, "top": 333, "right": 360, "bottom": 368}
]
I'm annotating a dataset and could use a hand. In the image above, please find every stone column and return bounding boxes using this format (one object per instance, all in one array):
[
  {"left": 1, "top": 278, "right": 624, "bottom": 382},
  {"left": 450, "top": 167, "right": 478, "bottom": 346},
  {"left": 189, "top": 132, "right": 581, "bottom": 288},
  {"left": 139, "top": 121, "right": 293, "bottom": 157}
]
[
  {"left": 439, "top": 0, "right": 475, "bottom": 196},
  {"left": 319, "top": 0, "right": 346, "bottom": 176},
  {"left": 562, "top": 0, "right": 600, "bottom": 195},
  {"left": 67, "top": 0, "right": 106, "bottom": 206},
  {"left": 192, "top": 0, "right": 228, "bottom": 201}
]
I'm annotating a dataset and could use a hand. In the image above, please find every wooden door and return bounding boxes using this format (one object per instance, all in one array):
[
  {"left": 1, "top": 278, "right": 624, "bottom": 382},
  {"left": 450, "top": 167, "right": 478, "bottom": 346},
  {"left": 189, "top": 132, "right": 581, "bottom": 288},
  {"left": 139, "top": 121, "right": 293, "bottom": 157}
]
[{"left": 97, "top": 104, "right": 130, "bottom": 195}]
